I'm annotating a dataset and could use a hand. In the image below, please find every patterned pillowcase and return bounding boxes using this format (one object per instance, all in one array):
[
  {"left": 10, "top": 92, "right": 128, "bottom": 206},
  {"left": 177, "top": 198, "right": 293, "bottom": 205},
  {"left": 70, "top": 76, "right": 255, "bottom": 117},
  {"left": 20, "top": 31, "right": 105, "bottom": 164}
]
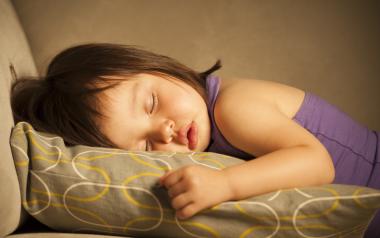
[{"left": 11, "top": 122, "right": 380, "bottom": 237}]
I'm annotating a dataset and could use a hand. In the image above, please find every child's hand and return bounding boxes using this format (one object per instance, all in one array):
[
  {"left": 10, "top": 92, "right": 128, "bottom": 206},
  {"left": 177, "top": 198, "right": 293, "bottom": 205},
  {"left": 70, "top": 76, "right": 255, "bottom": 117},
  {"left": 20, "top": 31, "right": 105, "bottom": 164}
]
[{"left": 159, "top": 165, "right": 234, "bottom": 220}]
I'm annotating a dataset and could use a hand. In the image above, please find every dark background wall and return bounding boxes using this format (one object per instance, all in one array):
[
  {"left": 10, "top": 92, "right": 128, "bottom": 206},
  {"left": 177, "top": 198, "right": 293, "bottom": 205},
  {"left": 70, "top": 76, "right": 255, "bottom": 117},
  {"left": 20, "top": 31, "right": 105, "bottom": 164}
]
[{"left": 12, "top": 0, "right": 380, "bottom": 130}]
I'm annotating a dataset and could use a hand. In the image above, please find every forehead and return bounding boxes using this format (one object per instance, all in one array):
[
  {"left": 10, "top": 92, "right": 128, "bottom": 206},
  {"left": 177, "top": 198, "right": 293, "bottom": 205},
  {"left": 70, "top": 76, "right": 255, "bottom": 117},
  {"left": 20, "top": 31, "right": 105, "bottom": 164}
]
[{"left": 98, "top": 72, "right": 188, "bottom": 94}]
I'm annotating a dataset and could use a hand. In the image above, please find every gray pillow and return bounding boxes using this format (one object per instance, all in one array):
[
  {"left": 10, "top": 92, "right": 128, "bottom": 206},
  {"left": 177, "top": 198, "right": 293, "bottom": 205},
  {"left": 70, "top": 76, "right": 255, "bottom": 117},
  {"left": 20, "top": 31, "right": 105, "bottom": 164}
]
[{"left": 11, "top": 122, "right": 380, "bottom": 237}]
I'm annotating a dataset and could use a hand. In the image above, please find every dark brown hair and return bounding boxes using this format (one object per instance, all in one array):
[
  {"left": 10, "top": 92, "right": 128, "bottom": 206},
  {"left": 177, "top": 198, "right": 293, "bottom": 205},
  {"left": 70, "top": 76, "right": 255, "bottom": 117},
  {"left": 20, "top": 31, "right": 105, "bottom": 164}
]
[{"left": 11, "top": 43, "right": 221, "bottom": 148}]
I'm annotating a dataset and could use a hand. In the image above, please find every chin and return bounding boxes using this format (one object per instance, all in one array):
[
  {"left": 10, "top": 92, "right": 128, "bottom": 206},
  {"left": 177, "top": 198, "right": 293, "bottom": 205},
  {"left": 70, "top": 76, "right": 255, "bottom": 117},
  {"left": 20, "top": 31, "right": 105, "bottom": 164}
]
[{"left": 197, "top": 139, "right": 211, "bottom": 152}]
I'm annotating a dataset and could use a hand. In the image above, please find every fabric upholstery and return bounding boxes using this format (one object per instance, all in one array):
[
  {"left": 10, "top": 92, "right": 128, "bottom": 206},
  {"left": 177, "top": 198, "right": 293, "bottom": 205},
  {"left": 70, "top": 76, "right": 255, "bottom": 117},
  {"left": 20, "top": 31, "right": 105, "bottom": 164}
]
[
  {"left": 11, "top": 122, "right": 380, "bottom": 238},
  {"left": 0, "top": 0, "right": 38, "bottom": 236}
]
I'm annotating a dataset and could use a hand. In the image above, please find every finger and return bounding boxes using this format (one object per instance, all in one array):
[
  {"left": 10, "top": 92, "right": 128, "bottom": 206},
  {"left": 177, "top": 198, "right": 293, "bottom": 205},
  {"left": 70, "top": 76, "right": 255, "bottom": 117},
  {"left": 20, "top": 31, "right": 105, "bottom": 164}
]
[
  {"left": 176, "top": 203, "right": 198, "bottom": 220},
  {"left": 171, "top": 193, "right": 192, "bottom": 210},
  {"left": 161, "top": 170, "right": 183, "bottom": 189},
  {"left": 168, "top": 180, "right": 187, "bottom": 198}
]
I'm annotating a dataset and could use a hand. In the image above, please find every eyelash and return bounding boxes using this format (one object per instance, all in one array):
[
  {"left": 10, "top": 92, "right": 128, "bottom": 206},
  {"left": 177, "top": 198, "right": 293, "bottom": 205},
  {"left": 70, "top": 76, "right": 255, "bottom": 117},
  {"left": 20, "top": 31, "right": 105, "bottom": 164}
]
[{"left": 150, "top": 93, "right": 158, "bottom": 114}]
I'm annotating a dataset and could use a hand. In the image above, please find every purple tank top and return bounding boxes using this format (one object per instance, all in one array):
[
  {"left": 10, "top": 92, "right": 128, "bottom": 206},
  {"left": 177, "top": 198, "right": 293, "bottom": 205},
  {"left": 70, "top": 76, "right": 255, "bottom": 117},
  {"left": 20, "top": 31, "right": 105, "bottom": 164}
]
[{"left": 205, "top": 74, "right": 380, "bottom": 237}]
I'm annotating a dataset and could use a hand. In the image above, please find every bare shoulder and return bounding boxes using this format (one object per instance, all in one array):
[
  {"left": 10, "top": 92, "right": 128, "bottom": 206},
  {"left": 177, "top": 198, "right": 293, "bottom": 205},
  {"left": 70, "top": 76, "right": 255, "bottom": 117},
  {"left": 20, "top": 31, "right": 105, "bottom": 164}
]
[
  {"left": 214, "top": 77, "right": 325, "bottom": 157},
  {"left": 219, "top": 77, "right": 305, "bottom": 119}
]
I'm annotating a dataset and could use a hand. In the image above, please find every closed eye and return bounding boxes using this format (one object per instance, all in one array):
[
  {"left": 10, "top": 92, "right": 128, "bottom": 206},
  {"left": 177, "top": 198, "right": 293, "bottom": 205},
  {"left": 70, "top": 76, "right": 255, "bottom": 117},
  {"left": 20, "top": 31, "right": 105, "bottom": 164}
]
[
  {"left": 146, "top": 93, "right": 158, "bottom": 151},
  {"left": 150, "top": 93, "right": 158, "bottom": 114}
]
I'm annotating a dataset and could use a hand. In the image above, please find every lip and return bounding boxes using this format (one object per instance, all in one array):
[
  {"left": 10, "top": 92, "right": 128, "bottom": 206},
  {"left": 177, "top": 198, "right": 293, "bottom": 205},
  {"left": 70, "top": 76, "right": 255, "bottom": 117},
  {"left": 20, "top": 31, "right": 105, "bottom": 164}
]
[
  {"left": 187, "top": 121, "right": 198, "bottom": 150},
  {"left": 178, "top": 123, "right": 191, "bottom": 145},
  {"left": 178, "top": 121, "right": 198, "bottom": 150}
]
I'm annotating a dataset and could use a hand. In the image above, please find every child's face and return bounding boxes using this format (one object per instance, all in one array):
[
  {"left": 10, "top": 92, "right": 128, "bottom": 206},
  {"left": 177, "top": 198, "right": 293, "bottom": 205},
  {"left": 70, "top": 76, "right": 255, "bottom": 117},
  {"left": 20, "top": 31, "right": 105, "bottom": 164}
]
[{"left": 97, "top": 73, "right": 211, "bottom": 152}]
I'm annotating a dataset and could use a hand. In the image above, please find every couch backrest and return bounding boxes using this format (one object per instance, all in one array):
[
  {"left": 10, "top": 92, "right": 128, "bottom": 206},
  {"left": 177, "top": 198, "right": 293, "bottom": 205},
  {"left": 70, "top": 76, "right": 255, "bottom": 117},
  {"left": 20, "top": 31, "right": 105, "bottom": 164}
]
[{"left": 0, "top": 0, "right": 38, "bottom": 236}]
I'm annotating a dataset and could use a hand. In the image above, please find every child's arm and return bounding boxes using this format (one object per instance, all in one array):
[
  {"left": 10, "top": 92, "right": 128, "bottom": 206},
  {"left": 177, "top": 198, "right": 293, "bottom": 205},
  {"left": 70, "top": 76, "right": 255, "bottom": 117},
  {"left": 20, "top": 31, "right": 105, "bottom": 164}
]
[{"left": 223, "top": 144, "right": 333, "bottom": 201}]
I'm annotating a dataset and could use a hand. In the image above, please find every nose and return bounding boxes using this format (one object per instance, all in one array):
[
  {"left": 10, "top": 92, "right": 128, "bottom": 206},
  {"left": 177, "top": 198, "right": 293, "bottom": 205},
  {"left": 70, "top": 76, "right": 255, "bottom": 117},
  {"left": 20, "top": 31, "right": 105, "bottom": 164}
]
[{"left": 150, "top": 119, "right": 175, "bottom": 144}]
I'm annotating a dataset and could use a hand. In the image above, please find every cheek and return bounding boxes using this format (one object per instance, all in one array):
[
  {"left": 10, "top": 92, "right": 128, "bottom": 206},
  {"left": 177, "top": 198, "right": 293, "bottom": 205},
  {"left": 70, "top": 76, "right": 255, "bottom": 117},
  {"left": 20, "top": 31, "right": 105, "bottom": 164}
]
[{"left": 163, "top": 92, "right": 195, "bottom": 113}]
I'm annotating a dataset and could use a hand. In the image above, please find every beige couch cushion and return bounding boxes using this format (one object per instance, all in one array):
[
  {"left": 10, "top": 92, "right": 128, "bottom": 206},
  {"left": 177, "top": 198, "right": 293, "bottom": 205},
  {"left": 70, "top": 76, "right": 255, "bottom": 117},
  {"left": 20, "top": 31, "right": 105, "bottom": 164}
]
[{"left": 0, "top": 0, "right": 38, "bottom": 236}]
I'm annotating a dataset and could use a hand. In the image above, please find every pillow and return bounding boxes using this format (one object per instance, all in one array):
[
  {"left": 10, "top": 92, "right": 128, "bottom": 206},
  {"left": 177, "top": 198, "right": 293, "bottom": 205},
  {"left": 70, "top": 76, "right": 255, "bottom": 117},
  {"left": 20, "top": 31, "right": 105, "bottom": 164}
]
[{"left": 11, "top": 122, "right": 380, "bottom": 237}]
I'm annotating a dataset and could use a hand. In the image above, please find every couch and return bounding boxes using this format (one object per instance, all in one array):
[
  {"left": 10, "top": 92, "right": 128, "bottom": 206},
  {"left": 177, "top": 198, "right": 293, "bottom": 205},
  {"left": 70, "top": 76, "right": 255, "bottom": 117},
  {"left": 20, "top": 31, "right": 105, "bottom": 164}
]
[{"left": 1, "top": 0, "right": 379, "bottom": 237}]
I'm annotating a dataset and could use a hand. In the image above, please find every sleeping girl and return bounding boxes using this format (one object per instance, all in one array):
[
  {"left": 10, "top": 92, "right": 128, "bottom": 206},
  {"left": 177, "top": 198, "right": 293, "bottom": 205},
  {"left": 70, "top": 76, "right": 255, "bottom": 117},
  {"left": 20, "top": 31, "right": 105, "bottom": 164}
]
[{"left": 11, "top": 43, "right": 379, "bottom": 234}]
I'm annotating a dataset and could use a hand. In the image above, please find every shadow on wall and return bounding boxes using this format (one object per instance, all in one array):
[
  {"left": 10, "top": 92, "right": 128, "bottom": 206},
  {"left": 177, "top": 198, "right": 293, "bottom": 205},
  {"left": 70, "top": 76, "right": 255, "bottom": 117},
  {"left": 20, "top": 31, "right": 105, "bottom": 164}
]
[{"left": 11, "top": 0, "right": 380, "bottom": 130}]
